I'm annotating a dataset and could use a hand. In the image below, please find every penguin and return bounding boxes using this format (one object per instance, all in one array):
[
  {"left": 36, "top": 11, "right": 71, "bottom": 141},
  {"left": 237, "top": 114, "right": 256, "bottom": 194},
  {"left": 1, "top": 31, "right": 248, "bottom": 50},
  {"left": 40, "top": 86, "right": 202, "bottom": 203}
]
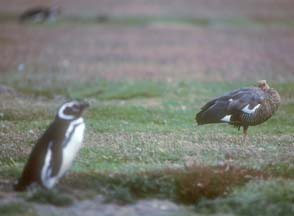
[
  {"left": 19, "top": 6, "right": 61, "bottom": 23},
  {"left": 14, "top": 100, "right": 89, "bottom": 191}
]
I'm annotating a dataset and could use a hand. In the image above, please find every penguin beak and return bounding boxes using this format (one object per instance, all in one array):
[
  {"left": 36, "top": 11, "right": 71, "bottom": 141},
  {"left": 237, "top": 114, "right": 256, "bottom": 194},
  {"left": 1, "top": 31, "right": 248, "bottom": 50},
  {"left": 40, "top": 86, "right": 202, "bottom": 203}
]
[{"left": 79, "top": 101, "right": 90, "bottom": 110}]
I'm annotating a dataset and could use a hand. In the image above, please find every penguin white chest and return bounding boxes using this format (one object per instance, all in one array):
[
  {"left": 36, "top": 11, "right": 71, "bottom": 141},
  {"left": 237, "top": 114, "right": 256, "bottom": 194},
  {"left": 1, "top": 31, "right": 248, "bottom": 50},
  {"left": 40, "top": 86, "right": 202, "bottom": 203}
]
[{"left": 59, "top": 118, "right": 85, "bottom": 177}]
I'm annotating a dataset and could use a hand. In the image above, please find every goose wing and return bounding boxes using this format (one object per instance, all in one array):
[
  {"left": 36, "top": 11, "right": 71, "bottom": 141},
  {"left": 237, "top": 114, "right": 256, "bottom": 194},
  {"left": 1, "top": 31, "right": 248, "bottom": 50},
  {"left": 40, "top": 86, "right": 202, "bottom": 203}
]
[{"left": 196, "top": 87, "right": 265, "bottom": 125}]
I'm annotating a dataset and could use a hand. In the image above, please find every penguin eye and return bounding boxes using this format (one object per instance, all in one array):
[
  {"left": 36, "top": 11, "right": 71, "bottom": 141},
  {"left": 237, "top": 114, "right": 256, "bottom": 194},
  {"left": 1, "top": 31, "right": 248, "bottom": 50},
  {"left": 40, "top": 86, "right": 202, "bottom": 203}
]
[
  {"left": 63, "top": 105, "right": 79, "bottom": 116},
  {"left": 64, "top": 107, "right": 73, "bottom": 114}
]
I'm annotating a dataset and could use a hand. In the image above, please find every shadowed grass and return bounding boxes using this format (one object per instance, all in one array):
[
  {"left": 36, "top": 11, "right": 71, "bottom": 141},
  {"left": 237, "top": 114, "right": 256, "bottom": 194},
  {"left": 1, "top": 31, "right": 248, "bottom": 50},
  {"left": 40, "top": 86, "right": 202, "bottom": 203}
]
[
  {"left": 0, "top": 202, "right": 37, "bottom": 216},
  {"left": 265, "top": 158, "right": 294, "bottom": 179},
  {"left": 0, "top": 166, "right": 21, "bottom": 179},
  {"left": 195, "top": 179, "right": 294, "bottom": 215},
  {"left": 63, "top": 165, "right": 264, "bottom": 204},
  {"left": 25, "top": 189, "right": 73, "bottom": 207}
]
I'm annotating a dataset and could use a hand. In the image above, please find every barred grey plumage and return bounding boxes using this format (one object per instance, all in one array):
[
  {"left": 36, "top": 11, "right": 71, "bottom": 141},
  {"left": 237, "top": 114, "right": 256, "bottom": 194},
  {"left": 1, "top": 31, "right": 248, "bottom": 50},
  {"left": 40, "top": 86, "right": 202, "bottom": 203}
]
[{"left": 196, "top": 80, "right": 280, "bottom": 139}]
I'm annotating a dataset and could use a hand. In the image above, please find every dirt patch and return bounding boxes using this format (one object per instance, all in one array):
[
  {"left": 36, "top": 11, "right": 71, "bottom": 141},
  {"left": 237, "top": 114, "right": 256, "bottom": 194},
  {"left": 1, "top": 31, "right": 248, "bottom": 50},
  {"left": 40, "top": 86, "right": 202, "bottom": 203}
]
[
  {"left": 1, "top": 1, "right": 294, "bottom": 83},
  {"left": 1, "top": 20, "right": 294, "bottom": 83}
]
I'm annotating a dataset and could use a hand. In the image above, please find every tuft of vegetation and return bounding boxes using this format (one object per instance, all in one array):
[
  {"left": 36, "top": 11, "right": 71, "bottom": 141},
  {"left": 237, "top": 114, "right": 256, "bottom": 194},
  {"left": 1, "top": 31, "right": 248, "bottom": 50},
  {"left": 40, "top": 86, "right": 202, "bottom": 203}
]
[
  {"left": 0, "top": 202, "right": 37, "bottom": 216},
  {"left": 265, "top": 159, "right": 294, "bottom": 179},
  {"left": 25, "top": 189, "right": 73, "bottom": 207},
  {"left": 0, "top": 166, "right": 20, "bottom": 179},
  {"left": 63, "top": 165, "right": 264, "bottom": 204},
  {"left": 195, "top": 179, "right": 294, "bottom": 216}
]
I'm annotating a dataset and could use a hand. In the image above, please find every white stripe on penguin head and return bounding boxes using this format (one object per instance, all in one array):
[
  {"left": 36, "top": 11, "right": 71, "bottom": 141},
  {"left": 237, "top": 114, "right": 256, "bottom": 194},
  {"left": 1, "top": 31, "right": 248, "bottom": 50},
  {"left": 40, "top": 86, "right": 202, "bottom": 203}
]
[{"left": 58, "top": 101, "right": 76, "bottom": 120}]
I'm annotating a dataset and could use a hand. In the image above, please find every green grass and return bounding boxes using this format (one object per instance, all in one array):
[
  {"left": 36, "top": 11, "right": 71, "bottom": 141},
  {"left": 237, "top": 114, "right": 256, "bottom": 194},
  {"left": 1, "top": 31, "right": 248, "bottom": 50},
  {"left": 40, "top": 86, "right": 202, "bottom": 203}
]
[
  {"left": 265, "top": 159, "right": 294, "bottom": 178},
  {"left": 63, "top": 165, "right": 264, "bottom": 204},
  {"left": 195, "top": 179, "right": 294, "bottom": 216},
  {"left": 0, "top": 203, "right": 37, "bottom": 216},
  {"left": 87, "top": 105, "right": 194, "bottom": 133},
  {"left": 25, "top": 189, "right": 73, "bottom": 207},
  {"left": 69, "top": 80, "right": 165, "bottom": 100},
  {"left": 0, "top": 79, "right": 293, "bottom": 212}
]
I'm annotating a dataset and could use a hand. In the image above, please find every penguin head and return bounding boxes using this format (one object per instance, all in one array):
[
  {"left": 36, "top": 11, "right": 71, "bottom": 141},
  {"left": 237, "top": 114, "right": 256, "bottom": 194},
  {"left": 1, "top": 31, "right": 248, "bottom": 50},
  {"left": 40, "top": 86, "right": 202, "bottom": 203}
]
[{"left": 57, "top": 100, "right": 89, "bottom": 120}]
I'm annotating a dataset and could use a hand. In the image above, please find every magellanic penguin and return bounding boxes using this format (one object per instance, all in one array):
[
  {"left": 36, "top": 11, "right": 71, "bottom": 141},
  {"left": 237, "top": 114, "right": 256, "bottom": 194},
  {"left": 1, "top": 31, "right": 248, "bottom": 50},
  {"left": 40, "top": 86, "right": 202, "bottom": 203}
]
[
  {"left": 14, "top": 100, "right": 89, "bottom": 191},
  {"left": 19, "top": 6, "right": 61, "bottom": 23}
]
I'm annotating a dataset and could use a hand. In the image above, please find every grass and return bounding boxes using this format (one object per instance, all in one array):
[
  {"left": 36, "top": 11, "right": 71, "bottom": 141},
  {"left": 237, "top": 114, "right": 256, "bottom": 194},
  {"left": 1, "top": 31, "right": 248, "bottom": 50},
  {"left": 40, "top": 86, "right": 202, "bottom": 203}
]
[
  {"left": 0, "top": 202, "right": 37, "bottom": 216},
  {"left": 25, "top": 189, "right": 73, "bottom": 207},
  {"left": 0, "top": 4, "right": 293, "bottom": 214},
  {"left": 195, "top": 179, "right": 294, "bottom": 216},
  {"left": 68, "top": 80, "right": 165, "bottom": 100},
  {"left": 265, "top": 159, "right": 294, "bottom": 179},
  {"left": 63, "top": 165, "right": 264, "bottom": 204},
  {"left": 1, "top": 12, "right": 294, "bottom": 28},
  {"left": 0, "top": 79, "right": 293, "bottom": 212}
]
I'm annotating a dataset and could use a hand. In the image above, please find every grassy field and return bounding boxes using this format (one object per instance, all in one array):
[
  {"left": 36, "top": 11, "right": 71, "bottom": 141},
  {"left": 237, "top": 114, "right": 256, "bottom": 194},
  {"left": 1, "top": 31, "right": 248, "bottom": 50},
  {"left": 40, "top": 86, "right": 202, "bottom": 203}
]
[
  {"left": 0, "top": 78, "right": 293, "bottom": 215},
  {"left": 0, "top": 0, "right": 294, "bottom": 214}
]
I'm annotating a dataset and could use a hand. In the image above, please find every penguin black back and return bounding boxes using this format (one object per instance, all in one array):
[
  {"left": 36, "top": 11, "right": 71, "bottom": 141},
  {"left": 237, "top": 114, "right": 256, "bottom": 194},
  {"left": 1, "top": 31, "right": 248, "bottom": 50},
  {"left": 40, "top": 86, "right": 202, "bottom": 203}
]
[
  {"left": 14, "top": 120, "right": 69, "bottom": 191},
  {"left": 14, "top": 100, "right": 89, "bottom": 191}
]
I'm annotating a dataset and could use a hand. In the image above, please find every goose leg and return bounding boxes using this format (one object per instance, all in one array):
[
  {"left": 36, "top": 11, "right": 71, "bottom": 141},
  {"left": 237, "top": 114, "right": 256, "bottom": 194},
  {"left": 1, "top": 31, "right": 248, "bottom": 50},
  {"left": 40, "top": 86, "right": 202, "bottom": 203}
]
[{"left": 243, "top": 126, "right": 249, "bottom": 142}]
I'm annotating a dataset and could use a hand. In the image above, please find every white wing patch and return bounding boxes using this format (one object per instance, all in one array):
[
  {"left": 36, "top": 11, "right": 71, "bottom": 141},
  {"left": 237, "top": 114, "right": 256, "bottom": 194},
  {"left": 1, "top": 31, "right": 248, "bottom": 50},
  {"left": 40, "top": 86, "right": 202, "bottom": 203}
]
[
  {"left": 242, "top": 104, "right": 261, "bottom": 114},
  {"left": 221, "top": 115, "right": 231, "bottom": 122},
  {"left": 41, "top": 142, "right": 58, "bottom": 189},
  {"left": 228, "top": 98, "right": 233, "bottom": 102}
]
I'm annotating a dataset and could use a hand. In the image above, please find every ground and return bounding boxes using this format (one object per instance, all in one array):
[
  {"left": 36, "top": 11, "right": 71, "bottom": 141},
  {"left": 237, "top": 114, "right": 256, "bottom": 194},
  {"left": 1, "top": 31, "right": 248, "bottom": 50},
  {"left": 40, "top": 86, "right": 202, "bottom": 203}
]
[{"left": 0, "top": 0, "right": 294, "bottom": 216}]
